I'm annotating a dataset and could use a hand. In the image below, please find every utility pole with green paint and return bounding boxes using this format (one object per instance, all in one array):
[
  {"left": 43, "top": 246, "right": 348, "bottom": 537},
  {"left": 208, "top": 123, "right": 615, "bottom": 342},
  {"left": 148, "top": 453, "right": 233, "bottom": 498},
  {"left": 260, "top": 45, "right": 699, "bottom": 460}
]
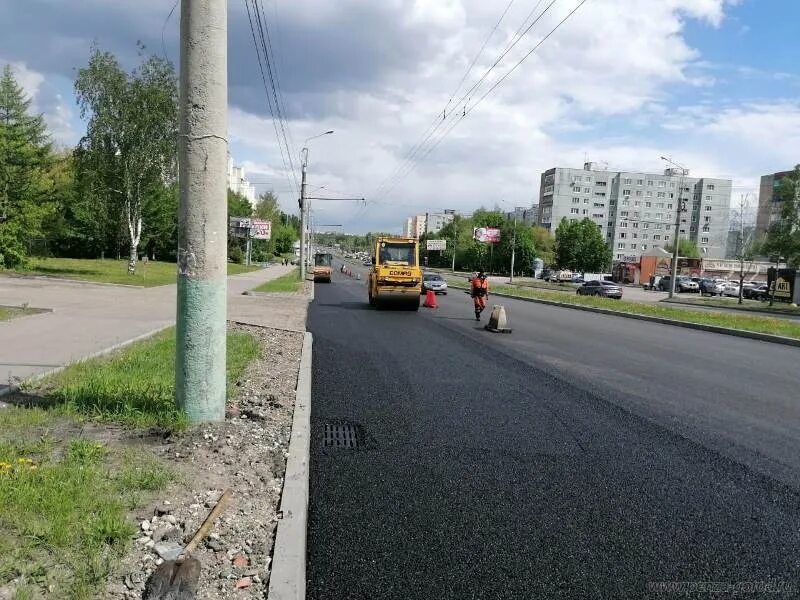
[{"left": 176, "top": 0, "right": 228, "bottom": 423}]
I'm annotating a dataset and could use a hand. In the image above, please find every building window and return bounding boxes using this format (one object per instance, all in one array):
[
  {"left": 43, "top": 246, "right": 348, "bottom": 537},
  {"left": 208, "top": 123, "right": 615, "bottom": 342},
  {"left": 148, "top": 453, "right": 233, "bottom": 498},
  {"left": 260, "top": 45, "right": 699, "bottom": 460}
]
[
  {"left": 584, "top": 198, "right": 589, "bottom": 204},
  {"left": 707, "top": 184, "right": 715, "bottom": 191},
  {"left": 608, "top": 221, "right": 614, "bottom": 228},
  {"left": 596, "top": 181, "right": 607, "bottom": 187},
  {"left": 595, "top": 192, "right": 606, "bottom": 197},
  {"left": 635, "top": 190, "right": 643, "bottom": 197},
  {"left": 705, "top": 205, "right": 712, "bottom": 211},
  {"left": 620, "top": 232, "right": 627, "bottom": 239},
  {"left": 667, "top": 203, "right": 673, "bottom": 210},
  {"left": 594, "top": 202, "right": 605, "bottom": 208},
  {"left": 704, "top": 216, "right": 711, "bottom": 223},
  {"left": 584, "top": 187, "right": 591, "bottom": 193},
  {"left": 617, "top": 243, "right": 625, "bottom": 249},
  {"left": 642, "top": 244, "right": 648, "bottom": 250},
  {"left": 657, "top": 192, "right": 665, "bottom": 199},
  {"left": 631, "top": 243, "right": 637, "bottom": 249},
  {"left": 646, "top": 191, "right": 653, "bottom": 198},
  {"left": 620, "top": 211, "right": 629, "bottom": 217},
  {"left": 658, "top": 181, "right": 666, "bottom": 188},
  {"left": 634, "top": 212, "right": 640, "bottom": 218},
  {"left": 647, "top": 180, "right": 654, "bottom": 186},
  {"left": 573, "top": 175, "right": 582, "bottom": 182},
  {"left": 592, "top": 213, "right": 604, "bottom": 218},
  {"left": 622, "top": 200, "right": 630, "bottom": 206},
  {"left": 665, "top": 235, "right": 670, "bottom": 241},
  {"left": 653, "top": 235, "right": 661, "bottom": 240},
  {"left": 636, "top": 179, "right": 643, "bottom": 185},
  {"left": 643, "top": 213, "right": 650, "bottom": 219},
  {"left": 670, "top": 182, "right": 676, "bottom": 188},
  {"left": 570, "top": 208, "right": 580, "bottom": 214},
  {"left": 623, "top": 189, "right": 631, "bottom": 196},
  {"left": 642, "top": 223, "right": 649, "bottom": 229},
  {"left": 573, "top": 197, "right": 581, "bottom": 203},
  {"left": 634, "top": 202, "right": 641, "bottom": 208},
  {"left": 617, "top": 253, "right": 624, "bottom": 259},
  {"left": 624, "top": 178, "right": 632, "bottom": 185},
  {"left": 632, "top": 223, "right": 639, "bottom": 229},
  {"left": 620, "top": 222, "right": 628, "bottom": 228},
  {"left": 701, "top": 237, "right": 709, "bottom": 244},
  {"left": 702, "top": 225, "right": 710, "bottom": 232},
  {"left": 582, "top": 209, "right": 588, "bottom": 215}
]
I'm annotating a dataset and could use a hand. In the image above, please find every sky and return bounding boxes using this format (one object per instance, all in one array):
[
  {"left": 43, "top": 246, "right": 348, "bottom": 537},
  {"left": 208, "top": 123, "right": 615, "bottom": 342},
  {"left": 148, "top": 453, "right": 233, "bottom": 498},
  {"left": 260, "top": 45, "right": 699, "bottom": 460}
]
[{"left": 2, "top": 0, "right": 799, "bottom": 234}]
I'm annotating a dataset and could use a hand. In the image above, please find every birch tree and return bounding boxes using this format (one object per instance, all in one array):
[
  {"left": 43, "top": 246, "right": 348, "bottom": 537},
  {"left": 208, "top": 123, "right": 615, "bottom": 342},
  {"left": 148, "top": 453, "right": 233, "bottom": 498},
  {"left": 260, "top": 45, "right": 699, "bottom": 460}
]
[
  {"left": 729, "top": 194, "right": 758, "bottom": 304},
  {"left": 74, "top": 47, "right": 177, "bottom": 273}
]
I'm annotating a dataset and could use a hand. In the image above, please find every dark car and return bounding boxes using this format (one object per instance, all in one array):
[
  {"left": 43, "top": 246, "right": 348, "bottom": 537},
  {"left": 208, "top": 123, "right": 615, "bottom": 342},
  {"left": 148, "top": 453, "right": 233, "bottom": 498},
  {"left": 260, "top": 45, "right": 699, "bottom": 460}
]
[
  {"left": 658, "top": 275, "right": 699, "bottom": 293},
  {"left": 743, "top": 284, "right": 770, "bottom": 301},
  {"left": 576, "top": 280, "right": 623, "bottom": 299},
  {"left": 699, "top": 278, "right": 725, "bottom": 296}
]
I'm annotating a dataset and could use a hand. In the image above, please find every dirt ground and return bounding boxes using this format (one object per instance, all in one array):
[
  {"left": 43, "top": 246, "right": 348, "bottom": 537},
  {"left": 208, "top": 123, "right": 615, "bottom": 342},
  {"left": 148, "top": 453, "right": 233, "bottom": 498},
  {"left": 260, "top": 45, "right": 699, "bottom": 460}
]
[{"left": 105, "top": 324, "right": 304, "bottom": 599}]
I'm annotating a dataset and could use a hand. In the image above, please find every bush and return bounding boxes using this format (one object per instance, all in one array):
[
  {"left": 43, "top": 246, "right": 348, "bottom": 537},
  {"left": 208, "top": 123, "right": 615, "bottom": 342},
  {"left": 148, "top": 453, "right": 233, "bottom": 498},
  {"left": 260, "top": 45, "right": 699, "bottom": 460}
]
[
  {"left": 228, "top": 245, "right": 245, "bottom": 264},
  {"left": 0, "top": 224, "right": 28, "bottom": 269}
]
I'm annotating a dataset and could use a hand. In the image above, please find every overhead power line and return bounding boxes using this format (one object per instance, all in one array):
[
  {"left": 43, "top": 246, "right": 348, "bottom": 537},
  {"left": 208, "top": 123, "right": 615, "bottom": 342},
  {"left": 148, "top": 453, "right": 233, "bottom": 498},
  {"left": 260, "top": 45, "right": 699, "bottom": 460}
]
[
  {"left": 243, "top": 0, "right": 299, "bottom": 196},
  {"left": 373, "top": 0, "right": 558, "bottom": 202}
]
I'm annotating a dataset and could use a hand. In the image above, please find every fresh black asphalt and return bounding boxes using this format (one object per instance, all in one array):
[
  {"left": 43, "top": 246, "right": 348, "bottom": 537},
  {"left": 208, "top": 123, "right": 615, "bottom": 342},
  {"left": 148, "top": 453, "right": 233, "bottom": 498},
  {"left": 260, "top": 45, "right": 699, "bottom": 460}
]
[{"left": 306, "top": 269, "right": 800, "bottom": 599}]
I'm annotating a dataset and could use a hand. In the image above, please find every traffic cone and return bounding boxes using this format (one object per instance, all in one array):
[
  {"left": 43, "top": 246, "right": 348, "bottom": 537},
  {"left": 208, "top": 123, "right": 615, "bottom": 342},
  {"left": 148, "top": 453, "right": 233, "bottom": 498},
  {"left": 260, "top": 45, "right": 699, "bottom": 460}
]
[{"left": 423, "top": 289, "right": 438, "bottom": 308}]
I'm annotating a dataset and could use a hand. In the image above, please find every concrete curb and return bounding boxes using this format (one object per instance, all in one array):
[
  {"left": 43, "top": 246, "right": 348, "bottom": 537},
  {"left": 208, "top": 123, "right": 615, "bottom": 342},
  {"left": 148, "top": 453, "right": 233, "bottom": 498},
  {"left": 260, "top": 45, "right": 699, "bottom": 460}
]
[
  {"left": 1, "top": 273, "right": 146, "bottom": 289},
  {"left": 663, "top": 298, "right": 800, "bottom": 320},
  {"left": 0, "top": 323, "right": 174, "bottom": 401},
  {"left": 268, "top": 331, "right": 312, "bottom": 600},
  {"left": 450, "top": 285, "right": 800, "bottom": 348}
]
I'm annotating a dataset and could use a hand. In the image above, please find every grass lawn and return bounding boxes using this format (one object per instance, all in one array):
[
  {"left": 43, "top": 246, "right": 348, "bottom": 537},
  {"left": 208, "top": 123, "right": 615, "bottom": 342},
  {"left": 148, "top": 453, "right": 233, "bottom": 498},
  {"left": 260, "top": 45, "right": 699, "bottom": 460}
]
[
  {"left": 252, "top": 267, "right": 303, "bottom": 293},
  {"left": 27, "top": 327, "right": 261, "bottom": 430},
  {"left": 0, "top": 306, "right": 47, "bottom": 322},
  {"left": 448, "top": 279, "right": 800, "bottom": 340},
  {"left": 5, "top": 257, "right": 260, "bottom": 287},
  {"left": 663, "top": 295, "right": 800, "bottom": 315},
  {"left": 1, "top": 327, "right": 261, "bottom": 596}
]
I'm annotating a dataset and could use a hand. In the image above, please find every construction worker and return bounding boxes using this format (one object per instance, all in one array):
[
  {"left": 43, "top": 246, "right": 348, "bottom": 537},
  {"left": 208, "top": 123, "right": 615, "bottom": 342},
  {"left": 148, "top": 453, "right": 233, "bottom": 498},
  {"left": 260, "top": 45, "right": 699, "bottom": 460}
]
[{"left": 471, "top": 271, "right": 489, "bottom": 320}]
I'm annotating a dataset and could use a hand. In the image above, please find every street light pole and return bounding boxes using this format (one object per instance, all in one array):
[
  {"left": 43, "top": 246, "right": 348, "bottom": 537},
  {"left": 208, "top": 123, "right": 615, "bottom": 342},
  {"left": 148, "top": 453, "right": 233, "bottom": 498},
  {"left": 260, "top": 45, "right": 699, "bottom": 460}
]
[
  {"left": 661, "top": 156, "right": 689, "bottom": 299},
  {"left": 509, "top": 208, "right": 520, "bottom": 284},
  {"left": 299, "top": 130, "right": 333, "bottom": 280}
]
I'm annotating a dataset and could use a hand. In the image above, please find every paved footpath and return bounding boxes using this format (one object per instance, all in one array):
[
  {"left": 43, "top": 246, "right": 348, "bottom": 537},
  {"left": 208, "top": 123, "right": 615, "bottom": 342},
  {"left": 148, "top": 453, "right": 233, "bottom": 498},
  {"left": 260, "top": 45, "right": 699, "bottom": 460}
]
[{"left": 0, "top": 265, "right": 296, "bottom": 393}]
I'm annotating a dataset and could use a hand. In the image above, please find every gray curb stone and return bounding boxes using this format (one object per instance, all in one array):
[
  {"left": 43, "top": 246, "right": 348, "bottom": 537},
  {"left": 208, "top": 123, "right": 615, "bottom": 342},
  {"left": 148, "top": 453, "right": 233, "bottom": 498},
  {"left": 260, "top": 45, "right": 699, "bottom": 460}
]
[
  {"left": 268, "top": 331, "right": 312, "bottom": 599},
  {"left": 450, "top": 285, "right": 800, "bottom": 348}
]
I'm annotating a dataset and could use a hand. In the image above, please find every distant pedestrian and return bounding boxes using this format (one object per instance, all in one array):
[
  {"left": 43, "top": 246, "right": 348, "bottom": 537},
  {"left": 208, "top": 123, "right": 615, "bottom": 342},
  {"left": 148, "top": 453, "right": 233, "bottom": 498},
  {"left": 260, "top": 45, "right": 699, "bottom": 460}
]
[{"left": 470, "top": 271, "right": 489, "bottom": 321}]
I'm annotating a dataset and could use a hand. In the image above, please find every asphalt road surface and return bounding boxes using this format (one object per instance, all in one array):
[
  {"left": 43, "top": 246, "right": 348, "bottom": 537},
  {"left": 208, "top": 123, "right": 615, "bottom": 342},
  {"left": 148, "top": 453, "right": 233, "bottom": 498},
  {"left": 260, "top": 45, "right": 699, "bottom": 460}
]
[{"left": 307, "top": 268, "right": 800, "bottom": 599}]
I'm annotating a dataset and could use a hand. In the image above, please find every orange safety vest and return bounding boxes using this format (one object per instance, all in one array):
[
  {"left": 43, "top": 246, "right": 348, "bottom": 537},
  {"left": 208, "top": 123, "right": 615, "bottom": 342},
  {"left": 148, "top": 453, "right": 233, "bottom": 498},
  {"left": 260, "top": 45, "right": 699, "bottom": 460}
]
[{"left": 471, "top": 277, "right": 488, "bottom": 297}]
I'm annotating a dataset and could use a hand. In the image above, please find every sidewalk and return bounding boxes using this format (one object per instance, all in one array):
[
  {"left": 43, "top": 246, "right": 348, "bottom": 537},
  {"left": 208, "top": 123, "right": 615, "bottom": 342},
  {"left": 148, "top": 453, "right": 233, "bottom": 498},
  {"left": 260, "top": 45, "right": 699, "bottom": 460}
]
[{"left": 0, "top": 265, "right": 298, "bottom": 393}]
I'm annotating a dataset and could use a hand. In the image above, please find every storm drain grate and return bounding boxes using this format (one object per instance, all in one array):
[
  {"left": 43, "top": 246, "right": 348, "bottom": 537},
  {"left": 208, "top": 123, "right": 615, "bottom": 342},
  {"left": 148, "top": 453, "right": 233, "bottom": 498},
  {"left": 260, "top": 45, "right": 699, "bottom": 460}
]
[{"left": 324, "top": 423, "right": 360, "bottom": 448}]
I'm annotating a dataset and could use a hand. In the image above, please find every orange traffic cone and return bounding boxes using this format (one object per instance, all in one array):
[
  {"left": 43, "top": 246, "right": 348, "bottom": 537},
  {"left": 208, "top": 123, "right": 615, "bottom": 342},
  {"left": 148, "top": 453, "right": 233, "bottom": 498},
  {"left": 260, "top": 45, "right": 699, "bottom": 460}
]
[{"left": 423, "top": 289, "right": 438, "bottom": 308}]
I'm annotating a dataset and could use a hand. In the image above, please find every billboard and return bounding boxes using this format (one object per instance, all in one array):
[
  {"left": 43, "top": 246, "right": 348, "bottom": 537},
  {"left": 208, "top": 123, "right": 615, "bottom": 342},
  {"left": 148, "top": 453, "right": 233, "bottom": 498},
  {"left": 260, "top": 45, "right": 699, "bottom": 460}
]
[
  {"left": 250, "top": 219, "right": 271, "bottom": 240},
  {"left": 229, "top": 217, "right": 271, "bottom": 240},
  {"left": 426, "top": 239, "right": 446, "bottom": 251},
  {"left": 473, "top": 227, "right": 501, "bottom": 244}
]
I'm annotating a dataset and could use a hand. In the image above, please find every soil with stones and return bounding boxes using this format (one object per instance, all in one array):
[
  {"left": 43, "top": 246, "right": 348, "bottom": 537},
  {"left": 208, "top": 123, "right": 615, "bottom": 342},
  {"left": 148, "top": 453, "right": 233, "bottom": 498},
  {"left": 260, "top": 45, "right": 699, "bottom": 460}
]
[{"left": 106, "top": 324, "right": 304, "bottom": 599}]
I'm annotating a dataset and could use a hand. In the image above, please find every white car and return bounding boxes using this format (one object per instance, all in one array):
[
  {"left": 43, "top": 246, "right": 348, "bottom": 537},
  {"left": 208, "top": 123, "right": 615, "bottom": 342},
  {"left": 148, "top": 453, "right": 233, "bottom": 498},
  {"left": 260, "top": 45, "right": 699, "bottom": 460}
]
[{"left": 722, "top": 282, "right": 740, "bottom": 297}]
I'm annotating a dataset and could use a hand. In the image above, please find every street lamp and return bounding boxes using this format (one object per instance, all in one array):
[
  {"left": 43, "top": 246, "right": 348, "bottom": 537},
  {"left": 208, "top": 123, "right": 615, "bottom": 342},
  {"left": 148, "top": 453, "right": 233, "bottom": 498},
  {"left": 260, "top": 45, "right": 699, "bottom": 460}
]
[
  {"left": 660, "top": 156, "right": 689, "bottom": 299},
  {"left": 299, "top": 130, "right": 334, "bottom": 279}
]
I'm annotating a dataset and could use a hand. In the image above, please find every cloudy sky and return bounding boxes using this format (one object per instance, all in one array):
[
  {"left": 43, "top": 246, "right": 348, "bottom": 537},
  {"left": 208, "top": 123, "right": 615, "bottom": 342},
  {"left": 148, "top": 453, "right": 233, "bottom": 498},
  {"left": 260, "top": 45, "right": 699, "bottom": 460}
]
[{"left": 2, "top": 0, "right": 799, "bottom": 233}]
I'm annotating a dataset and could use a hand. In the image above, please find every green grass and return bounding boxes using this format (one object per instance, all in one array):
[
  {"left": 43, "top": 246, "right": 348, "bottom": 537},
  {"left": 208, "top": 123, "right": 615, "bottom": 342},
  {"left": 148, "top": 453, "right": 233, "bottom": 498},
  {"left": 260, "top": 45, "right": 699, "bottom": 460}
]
[
  {"left": 449, "top": 280, "right": 800, "bottom": 340},
  {"left": 4, "top": 257, "right": 260, "bottom": 287},
  {"left": 663, "top": 295, "right": 800, "bottom": 315},
  {"left": 28, "top": 327, "right": 261, "bottom": 430},
  {"left": 0, "top": 305, "right": 48, "bottom": 322},
  {"left": 0, "top": 411, "right": 174, "bottom": 599},
  {"left": 252, "top": 267, "right": 303, "bottom": 293}
]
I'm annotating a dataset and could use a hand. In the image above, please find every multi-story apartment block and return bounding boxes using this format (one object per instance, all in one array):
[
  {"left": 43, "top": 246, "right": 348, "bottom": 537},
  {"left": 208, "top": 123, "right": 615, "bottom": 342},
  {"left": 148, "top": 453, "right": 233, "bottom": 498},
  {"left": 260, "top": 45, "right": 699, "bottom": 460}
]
[
  {"left": 537, "top": 163, "right": 731, "bottom": 261},
  {"left": 756, "top": 170, "right": 794, "bottom": 238},
  {"left": 402, "top": 212, "right": 455, "bottom": 238}
]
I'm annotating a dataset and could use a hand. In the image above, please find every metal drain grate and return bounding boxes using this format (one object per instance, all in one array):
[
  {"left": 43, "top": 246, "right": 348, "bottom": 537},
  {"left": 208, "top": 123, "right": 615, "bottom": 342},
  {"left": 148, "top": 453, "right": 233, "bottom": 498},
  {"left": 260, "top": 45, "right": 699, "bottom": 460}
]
[{"left": 324, "top": 423, "right": 360, "bottom": 448}]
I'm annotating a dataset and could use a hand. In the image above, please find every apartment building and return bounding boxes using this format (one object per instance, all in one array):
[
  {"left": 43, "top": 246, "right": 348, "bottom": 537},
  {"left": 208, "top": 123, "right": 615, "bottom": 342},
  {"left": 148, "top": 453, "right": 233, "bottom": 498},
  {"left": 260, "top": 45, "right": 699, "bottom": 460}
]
[
  {"left": 755, "top": 169, "right": 794, "bottom": 238},
  {"left": 537, "top": 163, "right": 731, "bottom": 261},
  {"left": 227, "top": 157, "right": 257, "bottom": 205},
  {"left": 401, "top": 212, "right": 455, "bottom": 238}
]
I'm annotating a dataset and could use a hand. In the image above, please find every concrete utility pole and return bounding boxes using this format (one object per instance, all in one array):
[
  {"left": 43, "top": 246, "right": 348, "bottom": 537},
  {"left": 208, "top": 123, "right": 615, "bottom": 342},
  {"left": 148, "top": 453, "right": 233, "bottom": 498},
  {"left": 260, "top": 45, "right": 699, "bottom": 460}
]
[
  {"left": 299, "top": 130, "right": 333, "bottom": 280},
  {"left": 509, "top": 208, "right": 522, "bottom": 284},
  {"left": 299, "top": 156, "right": 308, "bottom": 280},
  {"left": 661, "top": 156, "right": 688, "bottom": 299},
  {"left": 176, "top": 0, "right": 228, "bottom": 423}
]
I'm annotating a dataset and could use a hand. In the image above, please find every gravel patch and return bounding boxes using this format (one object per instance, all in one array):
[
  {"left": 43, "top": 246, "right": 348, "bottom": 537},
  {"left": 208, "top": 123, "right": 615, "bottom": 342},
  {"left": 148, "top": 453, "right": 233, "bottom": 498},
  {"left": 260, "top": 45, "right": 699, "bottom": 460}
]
[{"left": 106, "top": 324, "right": 304, "bottom": 599}]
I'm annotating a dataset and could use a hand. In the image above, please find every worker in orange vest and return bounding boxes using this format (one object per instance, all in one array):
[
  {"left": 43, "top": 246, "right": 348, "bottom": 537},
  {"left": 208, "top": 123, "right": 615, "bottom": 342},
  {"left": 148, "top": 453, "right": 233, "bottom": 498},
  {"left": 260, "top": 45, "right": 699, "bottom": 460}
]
[{"left": 470, "top": 271, "right": 489, "bottom": 321}]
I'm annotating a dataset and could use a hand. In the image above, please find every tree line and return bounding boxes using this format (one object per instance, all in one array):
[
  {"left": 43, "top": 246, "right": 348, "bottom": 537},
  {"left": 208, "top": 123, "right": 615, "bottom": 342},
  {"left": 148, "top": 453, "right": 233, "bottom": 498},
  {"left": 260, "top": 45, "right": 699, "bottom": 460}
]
[{"left": 0, "top": 46, "right": 297, "bottom": 272}]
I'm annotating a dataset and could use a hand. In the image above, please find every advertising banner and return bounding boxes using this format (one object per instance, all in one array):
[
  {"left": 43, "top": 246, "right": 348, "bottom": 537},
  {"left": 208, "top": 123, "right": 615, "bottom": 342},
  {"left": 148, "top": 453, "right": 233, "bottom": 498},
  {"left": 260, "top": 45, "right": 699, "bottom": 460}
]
[
  {"left": 767, "top": 268, "right": 799, "bottom": 303},
  {"left": 250, "top": 219, "right": 271, "bottom": 240},
  {"left": 426, "top": 239, "right": 446, "bottom": 251},
  {"left": 473, "top": 227, "right": 501, "bottom": 244}
]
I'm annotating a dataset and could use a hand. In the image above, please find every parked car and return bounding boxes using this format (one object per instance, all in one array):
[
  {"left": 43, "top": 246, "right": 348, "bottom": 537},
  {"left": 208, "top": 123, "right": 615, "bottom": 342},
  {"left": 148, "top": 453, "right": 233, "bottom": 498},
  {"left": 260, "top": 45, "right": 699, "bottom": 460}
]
[
  {"left": 699, "top": 278, "right": 726, "bottom": 296},
  {"left": 742, "top": 284, "right": 768, "bottom": 300},
  {"left": 576, "top": 280, "right": 623, "bottom": 299},
  {"left": 571, "top": 274, "right": 585, "bottom": 284},
  {"left": 421, "top": 272, "right": 448, "bottom": 295},
  {"left": 722, "top": 282, "right": 740, "bottom": 297},
  {"left": 657, "top": 275, "right": 699, "bottom": 293}
]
